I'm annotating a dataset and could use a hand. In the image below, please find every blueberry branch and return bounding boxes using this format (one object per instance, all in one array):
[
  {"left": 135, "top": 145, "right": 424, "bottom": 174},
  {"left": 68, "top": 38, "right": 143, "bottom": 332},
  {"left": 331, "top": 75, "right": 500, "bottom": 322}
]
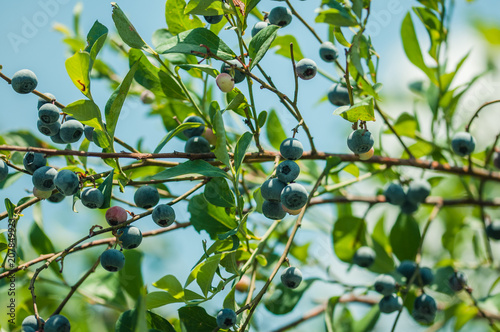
[{"left": 465, "top": 99, "right": 500, "bottom": 132}]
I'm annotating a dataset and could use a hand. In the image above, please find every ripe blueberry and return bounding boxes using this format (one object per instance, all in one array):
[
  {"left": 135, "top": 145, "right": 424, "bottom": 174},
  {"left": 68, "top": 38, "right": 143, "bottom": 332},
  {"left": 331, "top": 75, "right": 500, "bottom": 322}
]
[
  {"left": 23, "top": 152, "right": 47, "bottom": 174},
  {"left": 182, "top": 115, "right": 205, "bottom": 138},
  {"left": 251, "top": 21, "right": 269, "bottom": 37},
  {"left": 347, "top": 129, "right": 374, "bottom": 154},
  {"left": 415, "top": 267, "right": 434, "bottom": 286},
  {"left": 276, "top": 160, "right": 300, "bottom": 183},
  {"left": 47, "top": 191, "right": 65, "bottom": 203},
  {"left": 0, "top": 160, "right": 8, "bottom": 182},
  {"left": 216, "top": 73, "right": 235, "bottom": 93},
  {"left": 281, "top": 266, "right": 302, "bottom": 289},
  {"left": 54, "top": 169, "right": 79, "bottom": 196},
  {"left": 396, "top": 260, "right": 417, "bottom": 281},
  {"left": 32, "top": 166, "right": 57, "bottom": 191},
  {"left": 280, "top": 183, "right": 308, "bottom": 210},
  {"left": 11, "top": 69, "right": 38, "bottom": 94},
  {"left": 379, "top": 294, "right": 403, "bottom": 313},
  {"left": 140, "top": 89, "right": 155, "bottom": 104},
  {"left": 81, "top": 187, "right": 104, "bottom": 209},
  {"left": 38, "top": 103, "right": 60, "bottom": 124},
  {"left": 319, "top": 41, "right": 339, "bottom": 62},
  {"left": 22, "top": 315, "right": 45, "bottom": 330},
  {"left": 352, "top": 246, "right": 376, "bottom": 268},
  {"left": 44, "top": 314, "right": 71, "bottom": 332},
  {"left": 100, "top": 249, "right": 125, "bottom": 272},
  {"left": 117, "top": 226, "right": 143, "bottom": 249},
  {"left": 106, "top": 206, "right": 128, "bottom": 226},
  {"left": 60, "top": 119, "right": 84, "bottom": 143},
  {"left": 50, "top": 131, "right": 66, "bottom": 144},
  {"left": 37, "top": 119, "right": 61, "bottom": 136},
  {"left": 204, "top": 15, "right": 223, "bottom": 24},
  {"left": 262, "top": 200, "right": 287, "bottom": 220},
  {"left": 383, "top": 183, "right": 406, "bottom": 206},
  {"left": 152, "top": 204, "right": 176, "bottom": 227},
  {"left": 327, "top": 83, "right": 350, "bottom": 106},
  {"left": 486, "top": 221, "right": 500, "bottom": 240},
  {"left": 280, "top": 138, "right": 303, "bottom": 160},
  {"left": 261, "top": 178, "right": 286, "bottom": 201},
  {"left": 185, "top": 136, "right": 211, "bottom": 154},
  {"left": 407, "top": 180, "right": 431, "bottom": 204},
  {"left": 216, "top": 308, "right": 237, "bottom": 329},
  {"left": 374, "top": 274, "right": 397, "bottom": 296},
  {"left": 220, "top": 59, "right": 245, "bottom": 84},
  {"left": 296, "top": 58, "right": 317, "bottom": 80},
  {"left": 84, "top": 125, "right": 95, "bottom": 141},
  {"left": 400, "top": 199, "right": 419, "bottom": 215},
  {"left": 448, "top": 271, "right": 468, "bottom": 292},
  {"left": 451, "top": 132, "right": 475, "bottom": 157},
  {"left": 412, "top": 294, "right": 437, "bottom": 324},
  {"left": 37, "top": 93, "right": 56, "bottom": 109},
  {"left": 134, "top": 186, "right": 160, "bottom": 209},
  {"left": 268, "top": 6, "right": 292, "bottom": 27}
]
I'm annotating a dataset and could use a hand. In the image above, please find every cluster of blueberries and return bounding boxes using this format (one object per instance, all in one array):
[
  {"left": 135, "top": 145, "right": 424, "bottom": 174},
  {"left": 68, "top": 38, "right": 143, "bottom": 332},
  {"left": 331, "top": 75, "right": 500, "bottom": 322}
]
[
  {"left": 21, "top": 314, "right": 70, "bottom": 332},
  {"left": 182, "top": 115, "right": 212, "bottom": 154},
  {"left": 261, "top": 138, "right": 309, "bottom": 219},
  {"left": 383, "top": 179, "right": 431, "bottom": 215}
]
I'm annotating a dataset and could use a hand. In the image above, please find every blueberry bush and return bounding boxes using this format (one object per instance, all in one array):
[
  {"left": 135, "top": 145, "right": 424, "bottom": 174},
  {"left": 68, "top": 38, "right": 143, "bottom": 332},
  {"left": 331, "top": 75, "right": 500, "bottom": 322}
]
[{"left": 1, "top": 0, "right": 500, "bottom": 331}]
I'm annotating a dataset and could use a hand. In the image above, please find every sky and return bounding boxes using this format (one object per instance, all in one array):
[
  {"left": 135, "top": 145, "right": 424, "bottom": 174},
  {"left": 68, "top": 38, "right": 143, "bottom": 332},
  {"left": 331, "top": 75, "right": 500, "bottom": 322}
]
[{"left": 1, "top": 0, "right": 500, "bottom": 331}]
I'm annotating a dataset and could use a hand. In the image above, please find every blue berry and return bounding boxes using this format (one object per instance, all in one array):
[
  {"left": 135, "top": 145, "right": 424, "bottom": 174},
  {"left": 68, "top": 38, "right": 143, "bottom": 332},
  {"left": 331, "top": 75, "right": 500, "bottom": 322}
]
[
  {"left": 383, "top": 183, "right": 406, "bottom": 206},
  {"left": 50, "top": 131, "right": 66, "bottom": 144},
  {"left": 281, "top": 266, "right": 302, "bottom": 289},
  {"left": 296, "top": 58, "right": 317, "bottom": 80},
  {"left": 400, "top": 199, "right": 419, "bottom": 215},
  {"left": 407, "top": 180, "right": 431, "bottom": 204},
  {"left": 0, "top": 160, "right": 9, "bottom": 182},
  {"left": 37, "top": 93, "right": 56, "bottom": 109},
  {"left": 353, "top": 246, "right": 376, "bottom": 268},
  {"left": 11, "top": 69, "right": 38, "bottom": 94},
  {"left": 81, "top": 187, "right": 104, "bottom": 209},
  {"left": 449, "top": 271, "right": 467, "bottom": 292},
  {"left": 216, "top": 308, "right": 237, "bottom": 329},
  {"left": 204, "top": 15, "right": 223, "bottom": 24},
  {"left": 117, "top": 226, "right": 143, "bottom": 249},
  {"left": 397, "top": 260, "right": 417, "bottom": 281},
  {"left": 262, "top": 200, "right": 286, "bottom": 220},
  {"left": 319, "top": 41, "right": 339, "bottom": 62},
  {"left": 48, "top": 192, "right": 65, "bottom": 203},
  {"left": 347, "top": 129, "right": 374, "bottom": 154},
  {"left": 280, "top": 138, "right": 303, "bottom": 160},
  {"left": 251, "top": 21, "right": 269, "bottom": 37},
  {"left": 327, "top": 83, "right": 350, "bottom": 106},
  {"left": 23, "top": 152, "right": 47, "bottom": 174},
  {"left": 60, "top": 119, "right": 84, "bottom": 143},
  {"left": 451, "top": 132, "right": 475, "bottom": 157},
  {"left": 140, "top": 90, "right": 155, "bottom": 104},
  {"left": 44, "top": 314, "right": 71, "bottom": 332},
  {"left": 22, "top": 315, "right": 45, "bottom": 330},
  {"left": 84, "top": 125, "right": 95, "bottom": 141},
  {"left": 134, "top": 186, "right": 160, "bottom": 209},
  {"left": 54, "top": 169, "right": 79, "bottom": 196},
  {"left": 280, "top": 183, "right": 308, "bottom": 210},
  {"left": 412, "top": 294, "right": 437, "bottom": 324},
  {"left": 486, "top": 221, "right": 500, "bottom": 240},
  {"left": 32, "top": 166, "right": 57, "bottom": 191},
  {"left": 268, "top": 6, "right": 292, "bottom": 27},
  {"left": 182, "top": 115, "right": 205, "bottom": 138},
  {"left": 22, "top": 328, "right": 36, "bottom": 332},
  {"left": 37, "top": 119, "right": 61, "bottom": 136},
  {"left": 379, "top": 294, "right": 403, "bottom": 313},
  {"left": 374, "top": 274, "right": 397, "bottom": 296},
  {"left": 415, "top": 267, "right": 434, "bottom": 286},
  {"left": 38, "top": 104, "right": 60, "bottom": 124},
  {"left": 260, "top": 178, "right": 286, "bottom": 201},
  {"left": 185, "top": 136, "right": 211, "bottom": 154},
  {"left": 100, "top": 248, "right": 125, "bottom": 272},
  {"left": 152, "top": 204, "right": 176, "bottom": 227},
  {"left": 221, "top": 59, "right": 245, "bottom": 84},
  {"left": 276, "top": 160, "right": 300, "bottom": 183}
]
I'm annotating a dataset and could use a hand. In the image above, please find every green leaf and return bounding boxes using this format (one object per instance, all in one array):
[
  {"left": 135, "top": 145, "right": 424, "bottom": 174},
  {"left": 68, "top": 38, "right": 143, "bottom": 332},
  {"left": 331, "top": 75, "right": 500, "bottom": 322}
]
[
  {"left": 333, "top": 97, "right": 375, "bottom": 122},
  {"left": 4, "top": 199, "right": 15, "bottom": 219},
  {"left": 115, "top": 290, "right": 147, "bottom": 332},
  {"left": 225, "top": 88, "right": 250, "bottom": 118},
  {"left": 146, "top": 291, "right": 184, "bottom": 309},
  {"left": 271, "top": 35, "right": 304, "bottom": 60},
  {"left": 390, "top": 214, "right": 421, "bottom": 261},
  {"left": 265, "top": 109, "right": 287, "bottom": 150},
  {"left": 154, "top": 122, "right": 205, "bottom": 153},
  {"left": 315, "top": 8, "right": 359, "bottom": 27},
  {"left": 384, "top": 112, "right": 418, "bottom": 138},
  {"left": 402, "top": 139, "right": 434, "bottom": 159},
  {"left": 186, "top": 253, "right": 221, "bottom": 296},
  {"left": 105, "top": 59, "right": 140, "bottom": 139},
  {"left": 333, "top": 216, "right": 366, "bottom": 262},
  {"left": 30, "top": 212, "right": 62, "bottom": 278},
  {"left": 65, "top": 51, "right": 92, "bottom": 99},
  {"left": 352, "top": 305, "right": 380, "bottom": 332},
  {"left": 156, "top": 28, "right": 236, "bottom": 61},
  {"left": 63, "top": 100, "right": 110, "bottom": 149},
  {"left": 257, "top": 111, "right": 267, "bottom": 128},
  {"left": 119, "top": 250, "right": 144, "bottom": 299},
  {"left": 401, "top": 13, "right": 437, "bottom": 85},
  {"left": 248, "top": 25, "right": 280, "bottom": 70},
  {"left": 234, "top": 132, "right": 253, "bottom": 175},
  {"left": 85, "top": 20, "right": 108, "bottom": 67},
  {"left": 178, "top": 306, "right": 217, "bottom": 331},
  {"left": 146, "top": 311, "right": 176, "bottom": 332},
  {"left": 325, "top": 296, "right": 341, "bottom": 332},
  {"left": 185, "top": 0, "right": 223, "bottom": 15},
  {"left": 129, "top": 49, "right": 161, "bottom": 92},
  {"left": 265, "top": 278, "right": 318, "bottom": 315},
  {"left": 158, "top": 70, "right": 187, "bottom": 100},
  {"left": 111, "top": 2, "right": 153, "bottom": 52},
  {"left": 204, "top": 177, "right": 235, "bottom": 207},
  {"left": 213, "top": 109, "right": 230, "bottom": 167},
  {"left": 165, "top": 0, "right": 204, "bottom": 35},
  {"left": 178, "top": 64, "right": 218, "bottom": 78},
  {"left": 97, "top": 171, "right": 114, "bottom": 209},
  {"left": 153, "top": 275, "right": 184, "bottom": 297},
  {"left": 188, "top": 194, "right": 237, "bottom": 239},
  {"left": 223, "top": 286, "right": 237, "bottom": 312},
  {"left": 152, "top": 160, "right": 229, "bottom": 180}
]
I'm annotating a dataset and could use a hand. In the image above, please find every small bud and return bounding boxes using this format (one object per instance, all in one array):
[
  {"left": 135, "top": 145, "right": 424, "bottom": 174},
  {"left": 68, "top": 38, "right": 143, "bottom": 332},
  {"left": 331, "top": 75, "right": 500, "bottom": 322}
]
[{"left": 216, "top": 73, "right": 235, "bottom": 93}]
